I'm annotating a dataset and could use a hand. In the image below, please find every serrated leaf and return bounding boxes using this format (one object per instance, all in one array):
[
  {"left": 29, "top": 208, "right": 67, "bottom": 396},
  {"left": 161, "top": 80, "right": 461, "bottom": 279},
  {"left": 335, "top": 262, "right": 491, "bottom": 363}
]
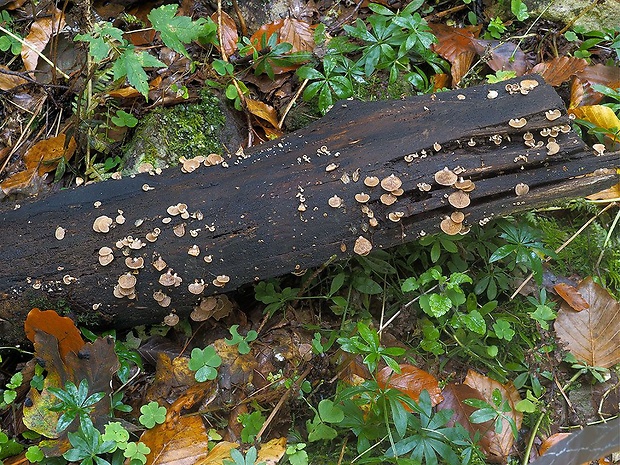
[{"left": 149, "top": 4, "right": 210, "bottom": 57}]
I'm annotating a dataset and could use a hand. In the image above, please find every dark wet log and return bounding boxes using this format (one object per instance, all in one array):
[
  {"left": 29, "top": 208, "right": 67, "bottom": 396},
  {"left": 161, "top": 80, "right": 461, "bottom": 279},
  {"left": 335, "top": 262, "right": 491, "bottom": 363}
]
[{"left": 1, "top": 75, "right": 618, "bottom": 344}]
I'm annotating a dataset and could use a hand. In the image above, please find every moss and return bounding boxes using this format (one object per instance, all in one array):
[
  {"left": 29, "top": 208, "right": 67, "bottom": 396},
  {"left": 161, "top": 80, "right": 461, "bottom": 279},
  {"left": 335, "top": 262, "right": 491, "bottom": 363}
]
[
  {"left": 354, "top": 73, "right": 418, "bottom": 101},
  {"left": 121, "top": 90, "right": 226, "bottom": 173}
]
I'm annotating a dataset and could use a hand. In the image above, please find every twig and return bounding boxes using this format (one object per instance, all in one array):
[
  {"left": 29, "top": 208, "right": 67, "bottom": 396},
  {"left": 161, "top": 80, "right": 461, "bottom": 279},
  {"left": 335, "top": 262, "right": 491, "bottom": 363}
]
[
  {"left": 0, "top": 25, "right": 70, "bottom": 80},
  {"left": 522, "top": 412, "right": 545, "bottom": 465},
  {"left": 231, "top": 0, "right": 247, "bottom": 37},
  {"left": 278, "top": 78, "right": 308, "bottom": 129},
  {"left": 337, "top": 437, "right": 347, "bottom": 465},
  {"left": 595, "top": 205, "right": 620, "bottom": 268},
  {"left": 510, "top": 202, "right": 617, "bottom": 299},
  {"left": 558, "top": 1, "right": 601, "bottom": 35},
  {"left": 255, "top": 365, "right": 312, "bottom": 442}
]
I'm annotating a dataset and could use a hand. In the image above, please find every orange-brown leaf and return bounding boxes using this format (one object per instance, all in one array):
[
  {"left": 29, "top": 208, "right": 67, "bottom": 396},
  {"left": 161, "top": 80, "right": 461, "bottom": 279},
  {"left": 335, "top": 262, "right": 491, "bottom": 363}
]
[
  {"left": 430, "top": 23, "right": 480, "bottom": 85},
  {"left": 531, "top": 56, "right": 588, "bottom": 86},
  {"left": 555, "top": 277, "right": 620, "bottom": 368},
  {"left": 21, "top": 7, "right": 66, "bottom": 73},
  {"left": 211, "top": 11, "right": 238, "bottom": 57},
  {"left": 0, "top": 65, "right": 28, "bottom": 90},
  {"left": 571, "top": 64, "right": 620, "bottom": 107},
  {"left": 250, "top": 20, "right": 284, "bottom": 50},
  {"left": 24, "top": 308, "right": 84, "bottom": 359},
  {"left": 24, "top": 133, "right": 76, "bottom": 174},
  {"left": 539, "top": 432, "right": 572, "bottom": 456},
  {"left": 377, "top": 364, "right": 443, "bottom": 407},
  {"left": 437, "top": 383, "right": 494, "bottom": 451},
  {"left": 554, "top": 282, "right": 590, "bottom": 312},
  {"left": 464, "top": 370, "right": 522, "bottom": 461},
  {"left": 279, "top": 17, "right": 315, "bottom": 53},
  {"left": 246, "top": 98, "right": 280, "bottom": 128},
  {"left": 586, "top": 181, "right": 620, "bottom": 201}
]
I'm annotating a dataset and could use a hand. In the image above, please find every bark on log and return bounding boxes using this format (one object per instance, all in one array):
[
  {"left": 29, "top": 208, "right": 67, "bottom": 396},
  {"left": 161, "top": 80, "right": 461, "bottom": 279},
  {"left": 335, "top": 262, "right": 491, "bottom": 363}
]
[{"left": 1, "top": 75, "right": 618, "bottom": 344}]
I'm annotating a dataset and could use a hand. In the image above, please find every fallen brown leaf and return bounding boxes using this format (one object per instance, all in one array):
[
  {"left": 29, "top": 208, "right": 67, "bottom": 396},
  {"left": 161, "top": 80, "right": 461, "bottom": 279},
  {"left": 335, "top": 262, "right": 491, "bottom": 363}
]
[
  {"left": 464, "top": 370, "right": 522, "bottom": 462},
  {"left": 377, "top": 364, "right": 443, "bottom": 408},
  {"left": 554, "top": 283, "right": 590, "bottom": 312},
  {"left": 212, "top": 11, "right": 238, "bottom": 57},
  {"left": 246, "top": 98, "right": 280, "bottom": 128},
  {"left": 530, "top": 56, "right": 588, "bottom": 86},
  {"left": 554, "top": 277, "right": 620, "bottom": 368},
  {"left": 24, "top": 308, "right": 84, "bottom": 359},
  {"left": 0, "top": 65, "right": 28, "bottom": 90},
  {"left": 21, "top": 6, "right": 66, "bottom": 73}
]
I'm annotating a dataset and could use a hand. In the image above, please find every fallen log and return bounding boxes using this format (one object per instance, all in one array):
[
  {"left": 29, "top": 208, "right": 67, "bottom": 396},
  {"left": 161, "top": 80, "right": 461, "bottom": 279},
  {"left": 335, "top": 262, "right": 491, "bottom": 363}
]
[{"left": 1, "top": 75, "right": 618, "bottom": 344}]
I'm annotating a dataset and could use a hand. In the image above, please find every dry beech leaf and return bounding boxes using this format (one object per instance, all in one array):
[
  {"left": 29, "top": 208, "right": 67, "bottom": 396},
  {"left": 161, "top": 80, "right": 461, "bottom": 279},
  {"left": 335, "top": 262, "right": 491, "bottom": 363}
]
[
  {"left": 21, "top": 6, "right": 66, "bottom": 73},
  {"left": 140, "top": 385, "right": 213, "bottom": 465},
  {"left": 256, "top": 437, "right": 287, "bottom": 464},
  {"left": 554, "top": 282, "right": 589, "bottom": 312},
  {"left": 24, "top": 133, "right": 77, "bottom": 174},
  {"left": 539, "top": 432, "right": 573, "bottom": 456},
  {"left": 464, "top": 370, "right": 523, "bottom": 462},
  {"left": 437, "top": 383, "right": 494, "bottom": 453},
  {"left": 246, "top": 98, "right": 280, "bottom": 128},
  {"left": 531, "top": 56, "right": 588, "bottom": 86},
  {"left": 211, "top": 11, "right": 238, "bottom": 57},
  {"left": 430, "top": 23, "right": 480, "bottom": 86},
  {"left": 569, "top": 105, "right": 620, "bottom": 142},
  {"left": 248, "top": 19, "right": 309, "bottom": 74},
  {"left": 555, "top": 277, "right": 620, "bottom": 368},
  {"left": 279, "top": 17, "right": 315, "bottom": 53},
  {"left": 106, "top": 76, "right": 162, "bottom": 99},
  {"left": 376, "top": 364, "right": 444, "bottom": 408},
  {"left": 198, "top": 441, "right": 238, "bottom": 464},
  {"left": 250, "top": 20, "right": 284, "bottom": 50},
  {"left": 472, "top": 39, "right": 528, "bottom": 75},
  {"left": 431, "top": 73, "right": 451, "bottom": 90},
  {"left": 0, "top": 65, "right": 28, "bottom": 90},
  {"left": 586, "top": 181, "right": 620, "bottom": 201},
  {"left": 24, "top": 308, "right": 84, "bottom": 359}
]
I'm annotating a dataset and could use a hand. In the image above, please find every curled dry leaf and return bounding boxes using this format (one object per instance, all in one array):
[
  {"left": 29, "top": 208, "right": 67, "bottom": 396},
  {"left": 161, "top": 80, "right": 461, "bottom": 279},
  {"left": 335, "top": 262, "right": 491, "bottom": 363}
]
[
  {"left": 429, "top": 23, "right": 481, "bottom": 86},
  {"left": 571, "top": 63, "right": 620, "bottom": 107},
  {"left": 21, "top": 6, "right": 66, "bottom": 73},
  {"left": 472, "top": 39, "right": 527, "bottom": 76},
  {"left": 553, "top": 282, "right": 589, "bottom": 312},
  {"left": 538, "top": 432, "right": 572, "bottom": 456},
  {"left": 24, "top": 308, "right": 84, "bottom": 359},
  {"left": 464, "top": 369, "right": 522, "bottom": 462},
  {"left": 211, "top": 11, "right": 238, "bottom": 57},
  {"left": 531, "top": 56, "right": 587, "bottom": 86},
  {"left": 377, "top": 364, "right": 444, "bottom": 408},
  {"left": 0, "top": 65, "right": 28, "bottom": 90},
  {"left": 555, "top": 277, "right": 620, "bottom": 368},
  {"left": 246, "top": 98, "right": 280, "bottom": 128}
]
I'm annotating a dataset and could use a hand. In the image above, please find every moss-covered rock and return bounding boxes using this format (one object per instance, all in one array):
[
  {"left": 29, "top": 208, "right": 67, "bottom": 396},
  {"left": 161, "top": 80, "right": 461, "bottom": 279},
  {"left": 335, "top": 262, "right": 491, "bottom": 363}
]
[{"left": 121, "top": 90, "right": 243, "bottom": 174}]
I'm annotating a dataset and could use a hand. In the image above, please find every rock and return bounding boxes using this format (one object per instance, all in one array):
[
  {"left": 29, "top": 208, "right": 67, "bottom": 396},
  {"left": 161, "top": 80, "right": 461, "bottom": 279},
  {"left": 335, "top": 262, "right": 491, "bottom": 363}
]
[
  {"left": 121, "top": 90, "right": 245, "bottom": 174},
  {"left": 523, "top": 0, "right": 618, "bottom": 32}
]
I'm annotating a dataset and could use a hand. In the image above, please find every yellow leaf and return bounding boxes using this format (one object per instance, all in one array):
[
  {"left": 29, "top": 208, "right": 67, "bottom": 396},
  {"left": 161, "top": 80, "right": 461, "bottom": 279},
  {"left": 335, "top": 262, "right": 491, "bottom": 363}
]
[{"left": 569, "top": 105, "right": 620, "bottom": 142}]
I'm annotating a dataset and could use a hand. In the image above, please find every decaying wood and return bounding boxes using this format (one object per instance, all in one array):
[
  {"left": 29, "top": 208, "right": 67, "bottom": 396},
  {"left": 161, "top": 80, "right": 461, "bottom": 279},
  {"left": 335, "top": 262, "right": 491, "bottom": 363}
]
[{"left": 1, "top": 75, "right": 618, "bottom": 344}]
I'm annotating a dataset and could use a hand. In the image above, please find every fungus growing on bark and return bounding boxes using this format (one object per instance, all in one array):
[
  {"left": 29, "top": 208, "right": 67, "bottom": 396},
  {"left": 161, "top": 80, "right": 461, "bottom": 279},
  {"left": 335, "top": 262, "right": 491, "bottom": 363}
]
[
  {"left": 515, "top": 183, "right": 530, "bottom": 196},
  {"left": 440, "top": 217, "right": 462, "bottom": 235},
  {"left": 546, "top": 141, "right": 560, "bottom": 156},
  {"left": 125, "top": 257, "right": 144, "bottom": 269},
  {"left": 98, "top": 247, "right": 114, "bottom": 266},
  {"left": 152, "top": 255, "right": 167, "bottom": 271},
  {"left": 93, "top": 216, "right": 113, "bottom": 233},
  {"left": 450, "top": 211, "right": 465, "bottom": 223},
  {"left": 417, "top": 182, "right": 432, "bottom": 192},
  {"left": 55, "top": 226, "right": 66, "bottom": 240},
  {"left": 380, "top": 174, "right": 402, "bottom": 192},
  {"left": 434, "top": 168, "right": 457, "bottom": 186},
  {"left": 188, "top": 245, "right": 200, "bottom": 256},
  {"left": 545, "top": 109, "right": 561, "bottom": 121},
  {"left": 355, "top": 193, "right": 370, "bottom": 203},
  {"left": 364, "top": 176, "right": 380, "bottom": 187},
  {"left": 173, "top": 223, "right": 186, "bottom": 237},
  {"left": 508, "top": 118, "right": 527, "bottom": 128},
  {"left": 519, "top": 79, "right": 539, "bottom": 92},
  {"left": 380, "top": 193, "right": 397, "bottom": 206},
  {"left": 328, "top": 195, "right": 343, "bottom": 208},
  {"left": 213, "top": 275, "right": 230, "bottom": 288},
  {"left": 326, "top": 163, "right": 339, "bottom": 172},
  {"left": 353, "top": 236, "right": 372, "bottom": 256},
  {"left": 487, "top": 90, "right": 498, "bottom": 99},
  {"left": 205, "top": 153, "right": 224, "bottom": 166},
  {"left": 592, "top": 144, "right": 605, "bottom": 155},
  {"left": 164, "top": 313, "right": 179, "bottom": 326},
  {"left": 188, "top": 280, "right": 206, "bottom": 294},
  {"left": 448, "top": 190, "right": 471, "bottom": 209}
]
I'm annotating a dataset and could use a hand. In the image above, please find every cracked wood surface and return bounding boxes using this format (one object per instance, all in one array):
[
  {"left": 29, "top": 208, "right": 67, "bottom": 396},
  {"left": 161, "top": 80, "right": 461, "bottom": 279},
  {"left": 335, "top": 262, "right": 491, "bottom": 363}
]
[{"left": 1, "top": 75, "right": 618, "bottom": 344}]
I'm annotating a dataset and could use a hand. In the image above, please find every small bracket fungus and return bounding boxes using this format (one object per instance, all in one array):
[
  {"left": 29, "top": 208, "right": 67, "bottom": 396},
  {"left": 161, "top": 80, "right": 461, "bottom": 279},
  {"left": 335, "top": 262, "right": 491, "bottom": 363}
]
[
  {"left": 98, "top": 247, "right": 114, "bottom": 266},
  {"left": 380, "top": 174, "right": 402, "bottom": 192},
  {"left": 545, "top": 109, "right": 562, "bottom": 121},
  {"left": 188, "top": 280, "right": 206, "bottom": 294},
  {"left": 515, "top": 183, "right": 530, "bottom": 196},
  {"left": 353, "top": 236, "right": 372, "bottom": 256},
  {"left": 180, "top": 156, "right": 204, "bottom": 173},
  {"left": 388, "top": 211, "right": 405, "bottom": 222},
  {"left": 164, "top": 313, "right": 179, "bottom": 326},
  {"left": 592, "top": 143, "right": 605, "bottom": 155},
  {"left": 487, "top": 90, "right": 498, "bottom": 99},
  {"left": 173, "top": 223, "right": 186, "bottom": 237},
  {"left": 125, "top": 257, "right": 144, "bottom": 269},
  {"left": 204, "top": 153, "right": 224, "bottom": 166},
  {"left": 433, "top": 142, "right": 442, "bottom": 152},
  {"left": 152, "top": 256, "right": 167, "bottom": 271},
  {"left": 450, "top": 211, "right": 465, "bottom": 224},
  {"left": 440, "top": 217, "right": 462, "bottom": 235},
  {"left": 417, "top": 182, "right": 432, "bottom": 192},
  {"left": 188, "top": 245, "right": 200, "bottom": 256},
  {"left": 448, "top": 190, "right": 471, "bottom": 209},
  {"left": 142, "top": 183, "right": 155, "bottom": 192},
  {"left": 55, "top": 226, "right": 66, "bottom": 240},
  {"left": 159, "top": 270, "right": 178, "bottom": 286},
  {"left": 328, "top": 195, "right": 343, "bottom": 208},
  {"left": 508, "top": 118, "right": 527, "bottom": 128},
  {"left": 355, "top": 193, "right": 370, "bottom": 203},
  {"left": 363, "top": 176, "right": 380, "bottom": 187},
  {"left": 454, "top": 178, "right": 475, "bottom": 192},
  {"left": 115, "top": 212, "right": 126, "bottom": 225},
  {"left": 546, "top": 141, "right": 560, "bottom": 156},
  {"left": 380, "top": 193, "right": 397, "bottom": 206},
  {"left": 118, "top": 273, "right": 137, "bottom": 289},
  {"left": 213, "top": 275, "right": 230, "bottom": 288},
  {"left": 325, "top": 163, "right": 339, "bottom": 172},
  {"left": 93, "top": 215, "right": 113, "bottom": 233},
  {"left": 519, "top": 79, "right": 539, "bottom": 92},
  {"left": 434, "top": 168, "right": 458, "bottom": 186}
]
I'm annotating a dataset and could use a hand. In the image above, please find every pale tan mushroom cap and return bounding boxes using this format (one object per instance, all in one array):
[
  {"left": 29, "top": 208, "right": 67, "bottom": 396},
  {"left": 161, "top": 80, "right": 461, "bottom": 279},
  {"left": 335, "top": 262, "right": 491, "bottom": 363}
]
[
  {"left": 380, "top": 174, "right": 402, "bottom": 192},
  {"left": 440, "top": 217, "right": 462, "bottom": 235},
  {"left": 435, "top": 168, "right": 458, "bottom": 186},
  {"left": 448, "top": 190, "right": 471, "bottom": 209},
  {"left": 353, "top": 236, "right": 372, "bottom": 256}
]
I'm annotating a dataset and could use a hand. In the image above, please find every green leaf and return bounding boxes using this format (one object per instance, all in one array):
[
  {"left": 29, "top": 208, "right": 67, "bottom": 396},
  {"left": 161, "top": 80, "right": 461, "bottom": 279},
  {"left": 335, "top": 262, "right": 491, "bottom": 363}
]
[
  {"left": 111, "top": 110, "right": 138, "bottom": 128},
  {"left": 307, "top": 418, "right": 338, "bottom": 442},
  {"left": 511, "top": 0, "right": 529, "bottom": 21},
  {"left": 461, "top": 310, "right": 486, "bottom": 335},
  {"left": 139, "top": 402, "right": 167, "bottom": 429},
  {"left": 188, "top": 346, "right": 222, "bottom": 382},
  {"left": 148, "top": 4, "right": 214, "bottom": 57},
  {"left": 113, "top": 49, "right": 165, "bottom": 100},
  {"left": 352, "top": 275, "right": 383, "bottom": 294},
  {"left": 317, "top": 399, "right": 344, "bottom": 423},
  {"left": 420, "top": 293, "right": 452, "bottom": 318}
]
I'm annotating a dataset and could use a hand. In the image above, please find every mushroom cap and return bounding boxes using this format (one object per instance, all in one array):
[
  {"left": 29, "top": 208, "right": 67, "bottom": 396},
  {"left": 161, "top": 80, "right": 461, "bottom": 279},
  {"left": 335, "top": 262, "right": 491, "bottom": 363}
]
[
  {"left": 188, "top": 281, "right": 206, "bottom": 294},
  {"left": 391, "top": 188, "right": 404, "bottom": 197},
  {"left": 546, "top": 141, "right": 560, "bottom": 155},
  {"left": 93, "top": 215, "right": 113, "bottom": 233},
  {"left": 328, "top": 195, "right": 343, "bottom": 208},
  {"left": 487, "top": 90, "right": 498, "bottom": 99},
  {"left": 364, "top": 176, "right": 380, "bottom": 187},
  {"left": 159, "top": 296, "right": 172, "bottom": 308},
  {"left": 520, "top": 79, "right": 539, "bottom": 91},
  {"left": 99, "top": 246, "right": 113, "bottom": 256},
  {"left": 450, "top": 211, "right": 465, "bottom": 223},
  {"left": 417, "top": 182, "right": 432, "bottom": 192},
  {"left": 380, "top": 174, "right": 402, "bottom": 192},
  {"left": 55, "top": 226, "right": 66, "bottom": 240},
  {"left": 325, "top": 163, "right": 339, "bottom": 172},
  {"left": 434, "top": 168, "right": 458, "bottom": 186},
  {"left": 188, "top": 245, "right": 200, "bottom": 256},
  {"left": 592, "top": 143, "right": 605, "bottom": 155},
  {"left": 153, "top": 256, "right": 167, "bottom": 271},
  {"left": 545, "top": 109, "right": 562, "bottom": 121},
  {"left": 173, "top": 223, "right": 186, "bottom": 237},
  {"left": 508, "top": 118, "right": 527, "bottom": 128},
  {"left": 216, "top": 275, "right": 230, "bottom": 283},
  {"left": 369, "top": 218, "right": 379, "bottom": 227},
  {"left": 440, "top": 217, "right": 462, "bottom": 235},
  {"left": 355, "top": 193, "right": 370, "bottom": 203},
  {"left": 454, "top": 178, "right": 474, "bottom": 191},
  {"left": 159, "top": 271, "right": 176, "bottom": 286},
  {"left": 448, "top": 190, "right": 471, "bottom": 209},
  {"left": 205, "top": 153, "right": 224, "bottom": 166},
  {"left": 125, "top": 257, "right": 144, "bottom": 269},
  {"left": 164, "top": 313, "right": 179, "bottom": 326},
  {"left": 380, "top": 193, "right": 397, "bottom": 206},
  {"left": 153, "top": 290, "right": 167, "bottom": 302},
  {"left": 353, "top": 236, "right": 372, "bottom": 256},
  {"left": 515, "top": 183, "right": 530, "bottom": 196},
  {"left": 388, "top": 212, "right": 401, "bottom": 222},
  {"left": 118, "top": 273, "right": 137, "bottom": 289},
  {"left": 99, "top": 254, "right": 114, "bottom": 266}
]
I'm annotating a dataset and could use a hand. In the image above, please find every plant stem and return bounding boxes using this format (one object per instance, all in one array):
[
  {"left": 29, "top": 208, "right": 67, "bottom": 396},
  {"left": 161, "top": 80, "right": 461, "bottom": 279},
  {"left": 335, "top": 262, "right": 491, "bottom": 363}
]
[{"left": 522, "top": 412, "right": 545, "bottom": 465}]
